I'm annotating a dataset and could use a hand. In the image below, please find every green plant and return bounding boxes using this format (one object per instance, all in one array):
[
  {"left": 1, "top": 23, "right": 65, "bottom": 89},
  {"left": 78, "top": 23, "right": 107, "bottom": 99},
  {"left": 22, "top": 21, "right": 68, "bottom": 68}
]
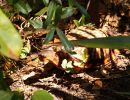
[
  {"left": 0, "top": 9, "right": 22, "bottom": 60},
  {"left": 0, "top": 8, "right": 53, "bottom": 100},
  {"left": 31, "top": 90, "right": 53, "bottom": 100},
  {"left": 6, "top": 0, "right": 91, "bottom": 51},
  {"left": 73, "top": 15, "right": 86, "bottom": 27},
  {"left": 2, "top": 0, "right": 130, "bottom": 99},
  {"left": 0, "top": 8, "right": 23, "bottom": 100},
  {"left": 71, "top": 36, "right": 130, "bottom": 49},
  {"left": 7, "top": 0, "right": 32, "bottom": 15},
  {"left": 42, "top": 0, "right": 91, "bottom": 51}
]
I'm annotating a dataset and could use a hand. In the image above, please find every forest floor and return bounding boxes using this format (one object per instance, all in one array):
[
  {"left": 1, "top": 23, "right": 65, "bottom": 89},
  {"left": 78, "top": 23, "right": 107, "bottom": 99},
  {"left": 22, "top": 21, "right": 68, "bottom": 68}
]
[
  {"left": 1, "top": 0, "right": 130, "bottom": 100},
  {"left": 8, "top": 18, "right": 130, "bottom": 100},
  {"left": 9, "top": 65, "right": 130, "bottom": 100}
]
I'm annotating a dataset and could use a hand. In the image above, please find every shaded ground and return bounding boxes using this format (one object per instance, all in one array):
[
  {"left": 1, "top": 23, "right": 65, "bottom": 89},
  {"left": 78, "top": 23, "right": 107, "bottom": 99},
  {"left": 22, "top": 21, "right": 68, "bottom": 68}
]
[{"left": 9, "top": 65, "right": 130, "bottom": 100}]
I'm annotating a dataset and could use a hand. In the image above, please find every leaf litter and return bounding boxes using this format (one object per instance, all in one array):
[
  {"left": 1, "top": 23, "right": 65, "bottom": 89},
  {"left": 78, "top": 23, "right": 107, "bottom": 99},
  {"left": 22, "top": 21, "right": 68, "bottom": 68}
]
[{"left": 1, "top": 0, "right": 130, "bottom": 100}]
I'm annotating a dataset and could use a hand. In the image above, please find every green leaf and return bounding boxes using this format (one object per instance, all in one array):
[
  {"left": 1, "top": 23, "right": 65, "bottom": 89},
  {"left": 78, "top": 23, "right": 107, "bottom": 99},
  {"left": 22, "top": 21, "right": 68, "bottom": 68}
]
[
  {"left": 66, "top": 61, "right": 73, "bottom": 68},
  {"left": 73, "top": 20, "right": 80, "bottom": 27},
  {"left": 79, "top": 15, "right": 86, "bottom": 25},
  {"left": 82, "top": 48, "right": 88, "bottom": 63},
  {"left": 54, "top": 0, "right": 62, "bottom": 5},
  {"left": 0, "top": 90, "right": 14, "bottom": 100},
  {"left": 44, "top": 1, "right": 57, "bottom": 27},
  {"left": 0, "top": 71, "right": 10, "bottom": 91},
  {"left": 43, "top": 28, "right": 55, "bottom": 44},
  {"left": 61, "top": 7, "right": 76, "bottom": 19},
  {"left": 73, "top": 15, "right": 86, "bottom": 27},
  {"left": 0, "top": 9, "right": 23, "bottom": 60},
  {"left": 71, "top": 36, "right": 130, "bottom": 49},
  {"left": 0, "top": 90, "right": 24, "bottom": 100},
  {"left": 20, "top": 40, "right": 31, "bottom": 59},
  {"left": 61, "top": 59, "right": 74, "bottom": 73},
  {"left": 12, "top": 91, "right": 24, "bottom": 100},
  {"left": 61, "top": 59, "right": 68, "bottom": 69},
  {"left": 56, "top": 28, "right": 74, "bottom": 51},
  {"left": 29, "top": 19, "right": 43, "bottom": 29},
  {"left": 6, "top": 0, "right": 19, "bottom": 5},
  {"left": 14, "top": 1, "right": 32, "bottom": 14},
  {"left": 74, "top": 1, "right": 90, "bottom": 20},
  {"left": 68, "top": 0, "right": 74, "bottom": 7},
  {"left": 42, "top": 0, "right": 50, "bottom": 6},
  {"left": 116, "top": 92, "right": 130, "bottom": 96},
  {"left": 31, "top": 90, "right": 53, "bottom": 100},
  {"left": 35, "top": 7, "right": 48, "bottom": 16},
  {"left": 54, "top": 5, "right": 62, "bottom": 25}
]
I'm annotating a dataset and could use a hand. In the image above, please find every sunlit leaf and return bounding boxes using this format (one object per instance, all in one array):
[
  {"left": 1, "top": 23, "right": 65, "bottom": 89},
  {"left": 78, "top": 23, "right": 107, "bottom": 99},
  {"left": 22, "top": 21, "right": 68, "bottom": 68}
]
[
  {"left": 71, "top": 36, "right": 130, "bottom": 49},
  {"left": 73, "top": 20, "right": 80, "bottom": 27},
  {"left": 20, "top": 40, "right": 31, "bottom": 59},
  {"left": 61, "top": 7, "right": 76, "bottom": 19},
  {"left": 31, "top": 90, "right": 53, "bottom": 100},
  {"left": 0, "top": 9, "right": 23, "bottom": 60},
  {"left": 61, "top": 59, "right": 74, "bottom": 73},
  {"left": 79, "top": 15, "right": 86, "bottom": 25},
  {"left": 35, "top": 7, "right": 48, "bottom": 16},
  {"left": 56, "top": 28, "right": 74, "bottom": 51},
  {"left": 73, "top": 15, "right": 86, "bottom": 27},
  {"left": 82, "top": 48, "right": 88, "bottom": 63},
  {"left": 43, "top": 27, "right": 55, "bottom": 44},
  {"left": 66, "top": 61, "right": 73, "bottom": 68},
  {"left": 61, "top": 59, "right": 68, "bottom": 69}
]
